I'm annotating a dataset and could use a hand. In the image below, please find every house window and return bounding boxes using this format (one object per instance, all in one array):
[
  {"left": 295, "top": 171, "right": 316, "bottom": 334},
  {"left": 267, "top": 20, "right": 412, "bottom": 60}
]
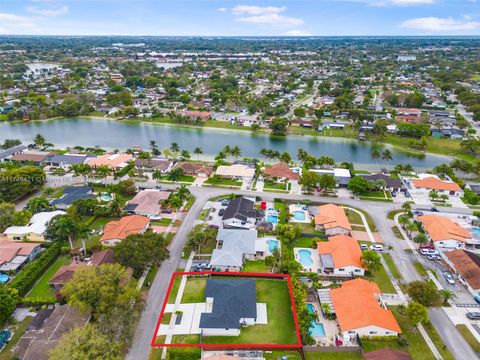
[
  {"left": 369, "top": 331, "right": 377, "bottom": 335},
  {"left": 354, "top": 269, "right": 361, "bottom": 273},
  {"left": 339, "top": 268, "right": 345, "bottom": 271}
]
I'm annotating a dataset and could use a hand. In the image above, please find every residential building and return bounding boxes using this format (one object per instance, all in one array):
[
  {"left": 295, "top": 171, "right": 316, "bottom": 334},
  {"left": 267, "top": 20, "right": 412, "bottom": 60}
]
[
  {"left": 418, "top": 215, "right": 471, "bottom": 249},
  {"left": 126, "top": 189, "right": 170, "bottom": 217},
  {"left": 99, "top": 215, "right": 150, "bottom": 246},
  {"left": 222, "top": 197, "right": 263, "bottom": 230},
  {"left": 362, "top": 173, "right": 405, "bottom": 192},
  {"left": 4, "top": 211, "right": 66, "bottom": 242},
  {"left": 199, "top": 279, "right": 259, "bottom": 336},
  {"left": 0, "top": 240, "right": 42, "bottom": 272},
  {"left": 411, "top": 176, "right": 462, "bottom": 196},
  {"left": 87, "top": 153, "right": 133, "bottom": 170},
  {"left": 314, "top": 204, "right": 352, "bottom": 235},
  {"left": 263, "top": 163, "right": 300, "bottom": 182},
  {"left": 317, "top": 235, "right": 365, "bottom": 276},
  {"left": 210, "top": 229, "right": 257, "bottom": 271},
  {"left": 174, "top": 162, "right": 213, "bottom": 177},
  {"left": 0, "top": 145, "right": 26, "bottom": 162},
  {"left": 45, "top": 154, "right": 91, "bottom": 168},
  {"left": 215, "top": 164, "right": 255, "bottom": 180},
  {"left": 330, "top": 278, "right": 401, "bottom": 337},
  {"left": 49, "top": 264, "right": 85, "bottom": 290},
  {"left": 9, "top": 151, "right": 54, "bottom": 165},
  {"left": 443, "top": 250, "right": 480, "bottom": 300},
  {"left": 309, "top": 168, "right": 351, "bottom": 187},
  {"left": 134, "top": 158, "right": 173, "bottom": 173},
  {"left": 50, "top": 186, "right": 95, "bottom": 210}
]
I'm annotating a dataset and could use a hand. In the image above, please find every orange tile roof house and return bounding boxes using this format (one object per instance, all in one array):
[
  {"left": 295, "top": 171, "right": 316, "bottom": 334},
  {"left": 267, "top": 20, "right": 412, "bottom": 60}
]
[
  {"left": 317, "top": 235, "right": 365, "bottom": 276},
  {"left": 174, "top": 162, "right": 213, "bottom": 178},
  {"left": 87, "top": 153, "right": 133, "bottom": 169},
  {"left": 314, "top": 204, "right": 352, "bottom": 235},
  {"left": 330, "top": 278, "right": 401, "bottom": 337},
  {"left": 418, "top": 215, "right": 472, "bottom": 249},
  {"left": 411, "top": 176, "right": 462, "bottom": 195},
  {"left": 444, "top": 250, "right": 480, "bottom": 297},
  {"left": 263, "top": 163, "right": 300, "bottom": 181},
  {"left": 0, "top": 240, "right": 42, "bottom": 272},
  {"left": 100, "top": 215, "right": 150, "bottom": 246}
]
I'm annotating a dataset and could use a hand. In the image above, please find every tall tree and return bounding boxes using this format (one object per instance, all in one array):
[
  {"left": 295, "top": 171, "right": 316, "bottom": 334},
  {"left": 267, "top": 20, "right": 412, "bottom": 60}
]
[
  {"left": 361, "top": 250, "right": 381, "bottom": 275},
  {"left": 34, "top": 133, "right": 46, "bottom": 147},
  {"left": 193, "top": 147, "right": 203, "bottom": 160},
  {"left": 406, "top": 301, "right": 429, "bottom": 325}
]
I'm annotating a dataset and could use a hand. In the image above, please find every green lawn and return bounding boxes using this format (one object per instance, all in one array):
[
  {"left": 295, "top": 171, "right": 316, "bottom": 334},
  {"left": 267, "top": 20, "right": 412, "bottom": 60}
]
[
  {"left": 151, "top": 218, "right": 172, "bottom": 226},
  {"left": 0, "top": 316, "right": 34, "bottom": 360},
  {"left": 383, "top": 253, "right": 402, "bottom": 281},
  {"left": 87, "top": 216, "right": 120, "bottom": 230},
  {"left": 204, "top": 176, "right": 243, "bottom": 187},
  {"left": 26, "top": 256, "right": 71, "bottom": 300},
  {"left": 292, "top": 237, "right": 318, "bottom": 248},
  {"left": 423, "top": 322, "right": 455, "bottom": 360},
  {"left": 167, "top": 276, "right": 182, "bottom": 304},
  {"left": 243, "top": 259, "right": 270, "bottom": 272},
  {"left": 264, "top": 180, "right": 288, "bottom": 191},
  {"left": 387, "top": 209, "right": 404, "bottom": 220},
  {"left": 366, "top": 263, "right": 396, "bottom": 293},
  {"left": 471, "top": 74, "right": 480, "bottom": 81},
  {"left": 142, "top": 266, "right": 159, "bottom": 290},
  {"left": 359, "top": 191, "right": 387, "bottom": 198},
  {"left": 181, "top": 277, "right": 207, "bottom": 303},
  {"left": 204, "top": 278, "right": 298, "bottom": 345},
  {"left": 297, "top": 222, "right": 324, "bottom": 235},
  {"left": 264, "top": 352, "right": 361, "bottom": 360},
  {"left": 160, "top": 312, "right": 172, "bottom": 325},
  {"left": 391, "top": 226, "right": 404, "bottom": 240},
  {"left": 274, "top": 201, "right": 287, "bottom": 223},
  {"left": 414, "top": 261, "right": 428, "bottom": 277},
  {"left": 456, "top": 324, "right": 480, "bottom": 352}
]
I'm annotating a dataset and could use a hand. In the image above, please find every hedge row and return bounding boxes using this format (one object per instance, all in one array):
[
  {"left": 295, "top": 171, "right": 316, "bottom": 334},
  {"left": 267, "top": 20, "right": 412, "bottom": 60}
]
[{"left": 10, "top": 243, "right": 61, "bottom": 296}]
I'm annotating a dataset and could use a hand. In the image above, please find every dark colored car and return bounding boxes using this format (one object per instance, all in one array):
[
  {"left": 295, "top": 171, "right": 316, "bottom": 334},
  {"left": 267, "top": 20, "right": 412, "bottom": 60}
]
[
  {"left": 391, "top": 191, "right": 397, "bottom": 197},
  {"left": 218, "top": 209, "right": 225, "bottom": 216},
  {"left": 431, "top": 207, "right": 439, "bottom": 212},
  {"left": 161, "top": 209, "right": 172, "bottom": 214},
  {"left": 466, "top": 312, "right": 480, "bottom": 320},
  {"left": 208, "top": 224, "right": 219, "bottom": 229}
]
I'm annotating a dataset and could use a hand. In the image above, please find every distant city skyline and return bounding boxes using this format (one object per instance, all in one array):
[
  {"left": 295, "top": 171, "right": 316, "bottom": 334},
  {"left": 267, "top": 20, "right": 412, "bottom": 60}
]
[{"left": 1, "top": 0, "right": 480, "bottom": 36}]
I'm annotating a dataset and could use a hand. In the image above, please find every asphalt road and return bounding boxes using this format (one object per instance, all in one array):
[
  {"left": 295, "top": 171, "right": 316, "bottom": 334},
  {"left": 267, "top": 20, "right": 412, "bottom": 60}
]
[{"left": 126, "top": 186, "right": 477, "bottom": 360}]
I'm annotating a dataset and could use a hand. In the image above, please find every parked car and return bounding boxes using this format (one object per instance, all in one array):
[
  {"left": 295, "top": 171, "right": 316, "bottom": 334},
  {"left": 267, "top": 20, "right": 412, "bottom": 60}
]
[
  {"left": 466, "top": 312, "right": 480, "bottom": 320},
  {"left": 431, "top": 207, "right": 439, "bottom": 212},
  {"left": 208, "top": 224, "right": 219, "bottom": 229},
  {"left": 420, "top": 243, "right": 435, "bottom": 250},
  {"left": 221, "top": 200, "right": 230, "bottom": 206},
  {"left": 370, "top": 244, "right": 384, "bottom": 252},
  {"left": 420, "top": 248, "right": 430, "bottom": 256},
  {"left": 360, "top": 244, "right": 369, "bottom": 250},
  {"left": 391, "top": 191, "right": 397, "bottom": 197},
  {"left": 443, "top": 271, "right": 455, "bottom": 285},
  {"left": 427, "top": 254, "right": 440, "bottom": 261},
  {"left": 412, "top": 210, "right": 424, "bottom": 216},
  {"left": 218, "top": 209, "right": 225, "bottom": 216},
  {"left": 161, "top": 209, "right": 172, "bottom": 214}
]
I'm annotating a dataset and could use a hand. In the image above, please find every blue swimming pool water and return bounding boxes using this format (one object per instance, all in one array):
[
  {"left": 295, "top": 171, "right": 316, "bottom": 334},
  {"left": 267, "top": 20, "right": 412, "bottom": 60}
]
[
  {"left": 307, "top": 303, "right": 315, "bottom": 314},
  {"left": 292, "top": 211, "right": 306, "bottom": 221},
  {"left": 309, "top": 322, "right": 326, "bottom": 337},
  {"left": 0, "top": 274, "right": 9, "bottom": 284},
  {"left": 473, "top": 227, "right": 480, "bottom": 235},
  {"left": 298, "top": 249, "right": 313, "bottom": 266},
  {"left": 266, "top": 214, "right": 279, "bottom": 224},
  {"left": 100, "top": 193, "right": 113, "bottom": 201},
  {"left": 266, "top": 239, "right": 279, "bottom": 252}
]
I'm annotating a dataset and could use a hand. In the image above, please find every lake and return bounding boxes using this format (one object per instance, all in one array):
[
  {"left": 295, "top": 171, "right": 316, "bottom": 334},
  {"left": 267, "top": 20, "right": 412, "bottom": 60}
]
[{"left": 0, "top": 117, "right": 449, "bottom": 170}]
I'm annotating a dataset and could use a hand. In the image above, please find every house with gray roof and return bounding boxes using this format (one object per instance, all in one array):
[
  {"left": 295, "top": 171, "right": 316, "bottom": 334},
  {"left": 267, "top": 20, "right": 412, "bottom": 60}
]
[
  {"left": 45, "top": 154, "right": 92, "bottom": 168},
  {"left": 222, "top": 197, "right": 263, "bottom": 230},
  {"left": 200, "top": 279, "right": 257, "bottom": 336},
  {"left": 50, "top": 186, "right": 94, "bottom": 209},
  {"left": 210, "top": 229, "right": 257, "bottom": 271},
  {"left": 0, "top": 145, "right": 26, "bottom": 162}
]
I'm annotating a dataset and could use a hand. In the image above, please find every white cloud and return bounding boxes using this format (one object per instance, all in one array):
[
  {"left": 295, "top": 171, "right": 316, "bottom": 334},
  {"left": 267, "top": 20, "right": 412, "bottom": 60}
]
[
  {"left": 284, "top": 29, "right": 311, "bottom": 36},
  {"left": 225, "top": 5, "right": 304, "bottom": 27},
  {"left": 217, "top": 7, "right": 228, "bottom": 12},
  {"left": 0, "top": 13, "right": 36, "bottom": 34},
  {"left": 399, "top": 17, "right": 480, "bottom": 31},
  {"left": 367, "top": 0, "right": 435, "bottom": 5},
  {"left": 26, "top": 5, "right": 69, "bottom": 17}
]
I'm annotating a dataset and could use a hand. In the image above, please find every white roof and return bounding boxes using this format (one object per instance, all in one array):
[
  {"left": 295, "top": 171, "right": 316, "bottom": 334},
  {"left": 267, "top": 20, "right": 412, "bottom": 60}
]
[
  {"left": 309, "top": 168, "right": 351, "bottom": 177},
  {"left": 215, "top": 164, "right": 255, "bottom": 178},
  {"left": 4, "top": 210, "right": 66, "bottom": 236}
]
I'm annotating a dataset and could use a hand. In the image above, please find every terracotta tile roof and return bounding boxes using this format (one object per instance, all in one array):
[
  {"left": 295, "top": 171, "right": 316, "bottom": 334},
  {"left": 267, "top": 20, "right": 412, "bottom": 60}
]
[
  {"left": 87, "top": 153, "right": 133, "bottom": 168},
  {"left": 263, "top": 163, "right": 300, "bottom": 180},
  {"left": 412, "top": 177, "right": 461, "bottom": 192},
  {"left": 364, "top": 349, "right": 412, "bottom": 360},
  {"left": 314, "top": 204, "right": 352, "bottom": 231},
  {"left": 317, "top": 235, "right": 364, "bottom": 269},
  {"left": 100, "top": 215, "right": 149, "bottom": 242},
  {"left": 418, "top": 215, "right": 471, "bottom": 243},
  {"left": 445, "top": 250, "right": 480, "bottom": 290},
  {"left": 88, "top": 249, "right": 114, "bottom": 266},
  {"left": 331, "top": 278, "right": 401, "bottom": 333},
  {"left": 174, "top": 162, "right": 213, "bottom": 176},
  {"left": 10, "top": 152, "right": 53, "bottom": 162},
  {"left": 0, "top": 240, "right": 40, "bottom": 264},
  {"left": 49, "top": 264, "right": 83, "bottom": 286}
]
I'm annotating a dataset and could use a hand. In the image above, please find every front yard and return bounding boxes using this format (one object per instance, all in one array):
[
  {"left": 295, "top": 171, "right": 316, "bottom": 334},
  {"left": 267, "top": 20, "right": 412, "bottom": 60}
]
[
  {"left": 263, "top": 180, "right": 288, "bottom": 191},
  {"left": 203, "top": 176, "right": 243, "bottom": 187}
]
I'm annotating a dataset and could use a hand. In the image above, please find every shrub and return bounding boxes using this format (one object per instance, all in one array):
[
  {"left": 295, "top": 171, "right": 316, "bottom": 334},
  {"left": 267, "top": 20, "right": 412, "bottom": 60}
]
[{"left": 9, "top": 243, "right": 61, "bottom": 296}]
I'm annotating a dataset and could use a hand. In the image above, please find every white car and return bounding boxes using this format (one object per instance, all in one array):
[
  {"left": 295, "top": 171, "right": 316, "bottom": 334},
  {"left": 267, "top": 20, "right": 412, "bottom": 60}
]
[
  {"left": 370, "top": 244, "right": 384, "bottom": 252},
  {"left": 360, "top": 244, "right": 369, "bottom": 250},
  {"left": 443, "top": 271, "right": 455, "bottom": 285}
]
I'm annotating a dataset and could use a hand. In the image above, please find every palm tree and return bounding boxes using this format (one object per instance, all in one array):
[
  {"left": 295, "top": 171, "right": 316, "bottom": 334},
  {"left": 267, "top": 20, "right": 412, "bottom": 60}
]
[
  {"left": 371, "top": 149, "right": 381, "bottom": 168},
  {"left": 321, "top": 303, "right": 331, "bottom": 316},
  {"left": 231, "top": 145, "right": 241, "bottom": 160},
  {"left": 152, "top": 169, "right": 163, "bottom": 182},
  {"left": 71, "top": 163, "right": 92, "bottom": 180},
  {"left": 95, "top": 165, "right": 111, "bottom": 180},
  {"left": 109, "top": 198, "right": 122, "bottom": 217},
  {"left": 150, "top": 140, "right": 160, "bottom": 156},
  {"left": 162, "top": 147, "right": 172, "bottom": 159},
  {"left": 401, "top": 202, "right": 412, "bottom": 215},
  {"left": 34, "top": 133, "right": 46, "bottom": 147},
  {"left": 405, "top": 221, "right": 417, "bottom": 237},
  {"left": 280, "top": 152, "right": 291, "bottom": 164},
  {"left": 317, "top": 156, "right": 336, "bottom": 169},
  {"left": 429, "top": 190, "right": 439, "bottom": 202},
  {"left": 167, "top": 168, "right": 184, "bottom": 183},
  {"left": 170, "top": 142, "right": 180, "bottom": 158},
  {"left": 297, "top": 148, "right": 308, "bottom": 163},
  {"left": 176, "top": 185, "right": 191, "bottom": 201},
  {"left": 194, "top": 147, "right": 203, "bottom": 160},
  {"left": 440, "top": 289, "right": 457, "bottom": 305},
  {"left": 260, "top": 148, "right": 269, "bottom": 161},
  {"left": 223, "top": 145, "right": 232, "bottom": 158},
  {"left": 381, "top": 149, "right": 393, "bottom": 170},
  {"left": 55, "top": 215, "right": 79, "bottom": 250},
  {"left": 398, "top": 214, "right": 410, "bottom": 229},
  {"left": 180, "top": 150, "right": 191, "bottom": 161}
]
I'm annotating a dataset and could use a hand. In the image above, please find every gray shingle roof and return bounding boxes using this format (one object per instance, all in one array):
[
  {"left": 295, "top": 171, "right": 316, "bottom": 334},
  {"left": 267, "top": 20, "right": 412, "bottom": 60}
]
[{"left": 200, "top": 279, "right": 257, "bottom": 329}]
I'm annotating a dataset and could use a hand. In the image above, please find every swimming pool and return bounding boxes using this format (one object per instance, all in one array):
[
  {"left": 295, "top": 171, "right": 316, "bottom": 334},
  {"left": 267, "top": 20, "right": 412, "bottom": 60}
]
[
  {"left": 309, "top": 321, "right": 326, "bottom": 337},
  {"left": 307, "top": 303, "right": 315, "bottom": 314},
  {"left": 100, "top": 193, "right": 113, "bottom": 201},
  {"left": 266, "top": 214, "right": 279, "bottom": 224},
  {"left": 292, "top": 211, "right": 306, "bottom": 221},
  {"left": 0, "top": 274, "right": 9, "bottom": 284},
  {"left": 298, "top": 249, "right": 313, "bottom": 266},
  {"left": 473, "top": 227, "right": 480, "bottom": 235},
  {"left": 266, "top": 239, "right": 279, "bottom": 252}
]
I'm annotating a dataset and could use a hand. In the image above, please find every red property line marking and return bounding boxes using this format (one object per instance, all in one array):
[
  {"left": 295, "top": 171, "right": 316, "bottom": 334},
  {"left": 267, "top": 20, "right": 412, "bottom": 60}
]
[{"left": 150, "top": 271, "right": 302, "bottom": 349}]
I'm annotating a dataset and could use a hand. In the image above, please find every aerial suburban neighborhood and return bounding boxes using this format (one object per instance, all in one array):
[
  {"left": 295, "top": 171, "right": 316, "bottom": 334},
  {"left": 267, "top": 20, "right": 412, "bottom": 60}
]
[{"left": 1, "top": 5, "right": 480, "bottom": 359}]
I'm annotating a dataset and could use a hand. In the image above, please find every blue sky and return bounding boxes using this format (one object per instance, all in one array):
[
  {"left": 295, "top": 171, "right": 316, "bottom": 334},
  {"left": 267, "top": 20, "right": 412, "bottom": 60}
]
[{"left": 1, "top": 0, "right": 480, "bottom": 36}]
